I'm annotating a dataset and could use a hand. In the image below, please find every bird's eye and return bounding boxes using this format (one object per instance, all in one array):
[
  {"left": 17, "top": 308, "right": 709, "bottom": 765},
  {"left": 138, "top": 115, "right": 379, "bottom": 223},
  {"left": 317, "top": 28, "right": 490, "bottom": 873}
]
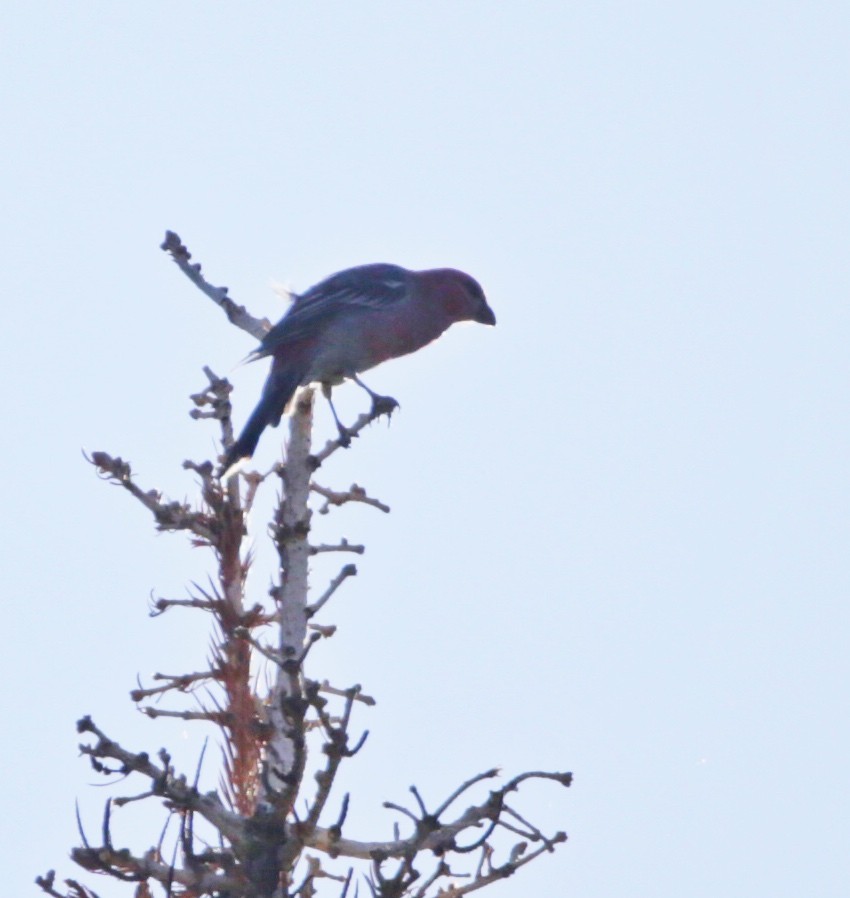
[{"left": 464, "top": 278, "right": 484, "bottom": 300}]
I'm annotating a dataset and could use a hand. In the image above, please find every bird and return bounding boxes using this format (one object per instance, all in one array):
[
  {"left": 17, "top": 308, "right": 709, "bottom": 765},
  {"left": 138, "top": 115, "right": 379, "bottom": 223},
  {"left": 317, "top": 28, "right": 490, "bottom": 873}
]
[{"left": 221, "top": 263, "right": 496, "bottom": 476}]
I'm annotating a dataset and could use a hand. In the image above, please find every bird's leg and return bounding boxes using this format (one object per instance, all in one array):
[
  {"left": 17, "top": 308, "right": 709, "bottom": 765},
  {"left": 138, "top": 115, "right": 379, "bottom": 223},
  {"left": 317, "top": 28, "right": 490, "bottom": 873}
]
[
  {"left": 321, "top": 383, "right": 354, "bottom": 447},
  {"left": 351, "top": 375, "right": 400, "bottom": 419}
]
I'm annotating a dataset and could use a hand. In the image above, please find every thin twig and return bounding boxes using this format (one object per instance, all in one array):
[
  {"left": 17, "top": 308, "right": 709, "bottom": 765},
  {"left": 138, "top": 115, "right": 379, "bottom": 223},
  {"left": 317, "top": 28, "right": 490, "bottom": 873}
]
[
  {"left": 307, "top": 564, "right": 358, "bottom": 617},
  {"left": 311, "top": 482, "right": 390, "bottom": 515},
  {"left": 310, "top": 540, "right": 365, "bottom": 556},
  {"left": 160, "top": 230, "right": 269, "bottom": 340}
]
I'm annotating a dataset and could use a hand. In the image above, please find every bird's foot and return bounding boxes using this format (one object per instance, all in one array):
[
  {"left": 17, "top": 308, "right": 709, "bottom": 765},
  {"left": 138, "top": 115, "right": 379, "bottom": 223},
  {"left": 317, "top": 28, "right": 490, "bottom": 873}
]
[
  {"left": 370, "top": 394, "right": 400, "bottom": 420},
  {"left": 334, "top": 424, "right": 357, "bottom": 448}
]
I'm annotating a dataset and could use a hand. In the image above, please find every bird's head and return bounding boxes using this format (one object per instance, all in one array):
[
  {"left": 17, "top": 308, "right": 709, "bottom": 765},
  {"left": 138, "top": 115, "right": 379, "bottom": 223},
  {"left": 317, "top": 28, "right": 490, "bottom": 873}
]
[{"left": 423, "top": 268, "right": 496, "bottom": 326}]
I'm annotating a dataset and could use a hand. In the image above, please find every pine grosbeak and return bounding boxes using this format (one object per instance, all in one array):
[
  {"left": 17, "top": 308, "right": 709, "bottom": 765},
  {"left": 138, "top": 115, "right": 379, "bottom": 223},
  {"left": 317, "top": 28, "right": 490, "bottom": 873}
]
[{"left": 222, "top": 263, "right": 495, "bottom": 474}]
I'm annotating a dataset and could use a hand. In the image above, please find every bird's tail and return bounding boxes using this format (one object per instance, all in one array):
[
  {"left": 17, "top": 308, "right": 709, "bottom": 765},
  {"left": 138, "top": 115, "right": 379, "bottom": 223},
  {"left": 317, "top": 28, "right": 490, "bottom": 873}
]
[{"left": 220, "top": 363, "right": 303, "bottom": 477}]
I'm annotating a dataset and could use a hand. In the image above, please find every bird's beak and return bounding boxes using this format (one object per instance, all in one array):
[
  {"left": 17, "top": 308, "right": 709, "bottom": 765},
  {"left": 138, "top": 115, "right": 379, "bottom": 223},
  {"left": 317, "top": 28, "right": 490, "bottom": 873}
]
[{"left": 475, "top": 303, "right": 496, "bottom": 326}]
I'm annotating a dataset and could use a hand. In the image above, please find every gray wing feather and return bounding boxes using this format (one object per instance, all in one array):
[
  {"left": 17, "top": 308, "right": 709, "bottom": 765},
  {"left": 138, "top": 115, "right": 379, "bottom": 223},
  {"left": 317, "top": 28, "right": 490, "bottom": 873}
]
[{"left": 251, "top": 263, "right": 410, "bottom": 358}]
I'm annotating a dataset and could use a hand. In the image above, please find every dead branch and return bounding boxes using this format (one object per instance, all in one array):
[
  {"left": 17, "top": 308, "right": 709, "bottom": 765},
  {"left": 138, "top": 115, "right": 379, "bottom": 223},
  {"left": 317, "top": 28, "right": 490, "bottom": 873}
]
[
  {"left": 317, "top": 679, "right": 376, "bottom": 707},
  {"left": 161, "top": 230, "right": 269, "bottom": 341},
  {"left": 311, "top": 482, "right": 391, "bottom": 515},
  {"left": 310, "top": 540, "right": 365, "bottom": 556},
  {"left": 36, "top": 870, "right": 102, "bottom": 898},
  {"left": 76, "top": 716, "right": 246, "bottom": 845},
  {"left": 306, "top": 769, "right": 571, "bottom": 862},
  {"left": 130, "top": 669, "right": 219, "bottom": 702},
  {"left": 306, "top": 565, "right": 358, "bottom": 616},
  {"left": 71, "top": 842, "right": 240, "bottom": 894},
  {"left": 87, "top": 451, "right": 216, "bottom": 543}
]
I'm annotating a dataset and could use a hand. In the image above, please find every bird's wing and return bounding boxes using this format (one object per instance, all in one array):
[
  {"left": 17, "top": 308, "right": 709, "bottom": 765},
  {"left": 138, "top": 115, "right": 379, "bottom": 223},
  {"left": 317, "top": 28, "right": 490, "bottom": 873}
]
[{"left": 251, "top": 264, "right": 410, "bottom": 358}]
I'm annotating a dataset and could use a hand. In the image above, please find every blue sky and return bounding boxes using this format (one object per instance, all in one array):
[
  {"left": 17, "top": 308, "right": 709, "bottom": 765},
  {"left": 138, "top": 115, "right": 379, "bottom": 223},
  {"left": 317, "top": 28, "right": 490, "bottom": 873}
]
[{"left": 3, "top": 3, "right": 849, "bottom": 896}]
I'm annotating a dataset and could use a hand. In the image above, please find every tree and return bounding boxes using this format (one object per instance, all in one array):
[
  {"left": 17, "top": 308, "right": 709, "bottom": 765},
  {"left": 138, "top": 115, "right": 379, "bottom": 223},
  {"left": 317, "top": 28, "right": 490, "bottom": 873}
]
[{"left": 37, "top": 233, "right": 571, "bottom": 898}]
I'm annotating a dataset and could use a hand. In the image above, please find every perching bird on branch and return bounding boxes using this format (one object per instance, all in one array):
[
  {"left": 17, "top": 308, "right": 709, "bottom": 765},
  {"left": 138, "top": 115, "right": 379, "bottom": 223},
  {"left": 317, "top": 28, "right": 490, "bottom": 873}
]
[{"left": 221, "top": 263, "right": 496, "bottom": 475}]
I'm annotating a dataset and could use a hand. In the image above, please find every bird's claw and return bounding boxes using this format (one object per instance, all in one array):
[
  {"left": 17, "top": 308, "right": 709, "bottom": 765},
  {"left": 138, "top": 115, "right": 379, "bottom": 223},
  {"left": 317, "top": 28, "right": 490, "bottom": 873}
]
[
  {"left": 370, "top": 394, "right": 400, "bottom": 419},
  {"left": 335, "top": 426, "right": 356, "bottom": 448}
]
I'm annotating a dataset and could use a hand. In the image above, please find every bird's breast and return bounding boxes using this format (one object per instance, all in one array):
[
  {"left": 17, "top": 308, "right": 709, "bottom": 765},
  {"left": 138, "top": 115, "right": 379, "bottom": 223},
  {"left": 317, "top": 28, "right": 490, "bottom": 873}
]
[{"left": 308, "top": 309, "right": 449, "bottom": 381}]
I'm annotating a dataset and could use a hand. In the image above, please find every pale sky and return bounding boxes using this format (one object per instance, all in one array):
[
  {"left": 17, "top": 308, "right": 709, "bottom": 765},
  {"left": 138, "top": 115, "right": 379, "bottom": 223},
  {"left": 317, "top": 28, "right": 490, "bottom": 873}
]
[{"left": 3, "top": 3, "right": 849, "bottom": 897}]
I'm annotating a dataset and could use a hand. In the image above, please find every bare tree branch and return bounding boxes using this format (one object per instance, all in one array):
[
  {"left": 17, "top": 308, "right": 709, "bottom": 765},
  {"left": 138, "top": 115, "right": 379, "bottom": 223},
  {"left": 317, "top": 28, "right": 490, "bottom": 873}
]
[
  {"left": 305, "top": 563, "right": 358, "bottom": 617},
  {"left": 161, "top": 230, "right": 270, "bottom": 340},
  {"left": 76, "top": 716, "right": 246, "bottom": 845},
  {"left": 88, "top": 451, "right": 217, "bottom": 542},
  {"left": 311, "top": 482, "right": 391, "bottom": 515}
]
